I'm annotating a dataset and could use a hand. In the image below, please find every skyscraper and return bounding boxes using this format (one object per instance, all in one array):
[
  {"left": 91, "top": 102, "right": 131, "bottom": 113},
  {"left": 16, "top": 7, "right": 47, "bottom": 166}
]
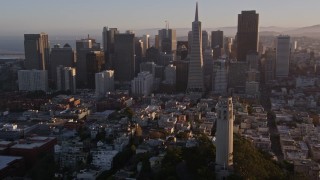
[
  {"left": 187, "top": 3, "right": 204, "bottom": 92},
  {"left": 211, "top": 30, "right": 224, "bottom": 59},
  {"left": 24, "top": 33, "right": 49, "bottom": 70},
  {"left": 50, "top": 44, "right": 75, "bottom": 85},
  {"left": 56, "top": 66, "right": 76, "bottom": 94},
  {"left": 276, "top": 35, "right": 291, "bottom": 78},
  {"left": 114, "top": 33, "right": 135, "bottom": 83},
  {"left": 86, "top": 51, "right": 105, "bottom": 89},
  {"left": 215, "top": 97, "right": 234, "bottom": 170},
  {"left": 76, "top": 37, "right": 101, "bottom": 88},
  {"left": 95, "top": 70, "right": 114, "bottom": 97},
  {"left": 236, "top": 11, "right": 259, "bottom": 61},
  {"left": 158, "top": 28, "right": 177, "bottom": 53},
  {"left": 102, "top": 27, "right": 119, "bottom": 68},
  {"left": 202, "top": 30, "right": 209, "bottom": 50},
  {"left": 131, "top": 71, "right": 153, "bottom": 96},
  {"left": 142, "top": 34, "right": 150, "bottom": 57},
  {"left": 212, "top": 60, "right": 228, "bottom": 94}
]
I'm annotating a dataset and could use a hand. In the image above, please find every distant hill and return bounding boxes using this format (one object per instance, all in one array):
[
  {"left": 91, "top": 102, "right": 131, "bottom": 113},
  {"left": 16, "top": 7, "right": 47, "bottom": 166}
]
[{"left": 1, "top": 25, "right": 320, "bottom": 53}]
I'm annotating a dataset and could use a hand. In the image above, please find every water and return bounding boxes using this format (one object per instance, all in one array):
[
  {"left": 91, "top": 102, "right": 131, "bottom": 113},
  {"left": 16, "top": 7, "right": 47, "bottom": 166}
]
[{"left": 0, "top": 54, "right": 25, "bottom": 59}]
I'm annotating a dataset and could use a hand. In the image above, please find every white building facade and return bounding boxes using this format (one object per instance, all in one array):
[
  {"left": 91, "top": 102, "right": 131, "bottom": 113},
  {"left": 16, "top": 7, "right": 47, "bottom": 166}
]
[
  {"left": 131, "top": 71, "right": 153, "bottom": 96},
  {"left": 95, "top": 70, "right": 114, "bottom": 97},
  {"left": 18, "top": 70, "right": 48, "bottom": 92}
]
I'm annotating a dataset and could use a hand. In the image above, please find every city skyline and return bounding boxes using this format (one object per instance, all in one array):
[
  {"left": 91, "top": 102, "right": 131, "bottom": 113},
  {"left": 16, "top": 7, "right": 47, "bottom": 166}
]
[{"left": 1, "top": 0, "right": 320, "bottom": 36}]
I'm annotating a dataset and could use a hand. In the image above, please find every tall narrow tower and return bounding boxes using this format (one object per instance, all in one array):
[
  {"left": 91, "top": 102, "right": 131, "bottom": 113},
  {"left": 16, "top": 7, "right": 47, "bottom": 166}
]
[
  {"left": 215, "top": 97, "right": 234, "bottom": 171},
  {"left": 187, "top": 3, "right": 204, "bottom": 92}
]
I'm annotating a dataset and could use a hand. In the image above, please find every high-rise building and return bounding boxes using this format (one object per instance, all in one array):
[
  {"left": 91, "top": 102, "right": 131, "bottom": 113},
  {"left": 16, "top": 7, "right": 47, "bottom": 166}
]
[
  {"left": 24, "top": 33, "right": 49, "bottom": 70},
  {"left": 203, "top": 49, "right": 214, "bottom": 91},
  {"left": 146, "top": 47, "right": 160, "bottom": 63},
  {"left": 176, "top": 41, "right": 188, "bottom": 60},
  {"left": 211, "top": 30, "right": 224, "bottom": 49},
  {"left": 95, "top": 70, "right": 114, "bottom": 97},
  {"left": 86, "top": 51, "right": 105, "bottom": 89},
  {"left": 174, "top": 60, "right": 188, "bottom": 92},
  {"left": 246, "top": 52, "right": 259, "bottom": 70},
  {"left": 158, "top": 52, "right": 174, "bottom": 66},
  {"left": 140, "top": 62, "right": 157, "bottom": 77},
  {"left": 76, "top": 37, "right": 100, "bottom": 88},
  {"left": 50, "top": 44, "right": 75, "bottom": 85},
  {"left": 56, "top": 66, "right": 76, "bottom": 94},
  {"left": 236, "top": 11, "right": 259, "bottom": 61},
  {"left": 158, "top": 28, "right": 177, "bottom": 53},
  {"left": 102, "top": 27, "right": 119, "bottom": 68},
  {"left": 202, "top": 30, "right": 209, "bottom": 50},
  {"left": 142, "top": 34, "right": 150, "bottom": 57},
  {"left": 264, "top": 49, "right": 276, "bottom": 83},
  {"left": 131, "top": 71, "right": 153, "bottom": 96},
  {"left": 114, "top": 33, "right": 135, "bottom": 83},
  {"left": 18, "top": 70, "right": 48, "bottom": 92},
  {"left": 187, "top": 3, "right": 204, "bottom": 92},
  {"left": 215, "top": 97, "right": 233, "bottom": 170},
  {"left": 212, "top": 59, "right": 228, "bottom": 94},
  {"left": 228, "top": 61, "right": 247, "bottom": 93},
  {"left": 276, "top": 35, "right": 291, "bottom": 78},
  {"left": 164, "top": 64, "right": 176, "bottom": 85}
]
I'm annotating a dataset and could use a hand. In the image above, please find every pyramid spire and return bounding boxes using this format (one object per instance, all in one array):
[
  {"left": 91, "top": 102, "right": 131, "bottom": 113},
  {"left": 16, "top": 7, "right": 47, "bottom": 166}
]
[{"left": 195, "top": 2, "right": 198, "bottom": 21}]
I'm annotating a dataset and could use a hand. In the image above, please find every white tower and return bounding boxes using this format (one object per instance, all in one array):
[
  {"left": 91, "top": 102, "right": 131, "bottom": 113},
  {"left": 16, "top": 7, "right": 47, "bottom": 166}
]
[
  {"left": 215, "top": 97, "right": 234, "bottom": 171},
  {"left": 187, "top": 3, "right": 204, "bottom": 92}
]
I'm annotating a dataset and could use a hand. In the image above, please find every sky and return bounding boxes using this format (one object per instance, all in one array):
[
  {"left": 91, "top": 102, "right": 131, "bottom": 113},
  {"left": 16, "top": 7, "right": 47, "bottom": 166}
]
[{"left": 0, "top": 0, "right": 320, "bottom": 36}]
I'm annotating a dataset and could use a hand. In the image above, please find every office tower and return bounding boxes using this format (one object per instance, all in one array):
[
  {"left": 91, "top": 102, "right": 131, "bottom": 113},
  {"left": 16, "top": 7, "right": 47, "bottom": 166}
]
[
  {"left": 95, "top": 70, "right": 114, "bottom": 97},
  {"left": 202, "top": 30, "right": 209, "bottom": 50},
  {"left": 154, "top": 35, "right": 159, "bottom": 49},
  {"left": 56, "top": 66, "right": 76, "bottom": 94},
  {"left": 264, "top": 49, "right": 276, "bottom": 83},
  {"left": 276, "top": 35, "right": 291, "bottom": 78},
  {"left": 245, "top": 81, "right": 259, "bottom": 96},
  {"left": 158, "top": 28, "right": 177, "bottom": 53},
  {"left": 158, "top": 52, "right": 174, "bottom": 66},
  {"left": 76, "top": 37, "right": 100, "bottom": 88},
  {"left": 131, "top": 71, "right": 153, "bottom": 96},
  {"left": 164, "top": 64, "right": 176, "bottom": 85},
  {"left": 211, "top": 30, "right": 224, "bottom": 59},
  {"left": 135, "top": 38, "right": 144, "bottom": 75},
  {"left": 212, "top": 60, "right": 228, "bottom": 94},
  {"left": 146, "top": 47, "right": 160, "bottom": 63},
  {"left": 228, "top": 61, "right": 247, "bottom": 93},
  {"left": 50, "top": 44, "right": 75, "bottom": 85},
  {"left": 236, "top": 11, "right": 259, "bottom": 61},
  {"left": 154, "top": 65, "right": 165, "bottom": 81},
  {"left": 140, "top": 62, "right": 157, "bottom": 77},
  {"left": 86, "top": 51, "right": 105, "bottom": 89},
  {"left": 203, "top": 49, "right": 214, "bottom": 91},
  {"left": 18, "top": 70, "right": 48, "bottom": 92},
  {"left": 246, "top": 52, "right": 259, "bottom": 70},
  {"left": 102, "top": 27, "right": 119, "bottom": 68},
  {"left": 174, "top": 60, "right": 188, "bottom": 92},
  {"left": 187, "top": 3, "right": 204, "bottom": 92},
  {"left": 224, "top": 37, "right": 233, "bottom": 57},
  {"left": 114, "top": 33, "right": 135, "bottom": 83},
  {"left": 24, "top": 33, "right": 49, "bottom": 70},
  {"left": 142, "top": 34, "right": 150, "bottom": 56},
  {"left": 211, "top": 30, "right": 224, "bottom": 49},
  {"left": 176, "top": 41, "right": 188, "bottom": 60},
  {"left": 215, "top": 97, "right": 234, "bottom": 170}
]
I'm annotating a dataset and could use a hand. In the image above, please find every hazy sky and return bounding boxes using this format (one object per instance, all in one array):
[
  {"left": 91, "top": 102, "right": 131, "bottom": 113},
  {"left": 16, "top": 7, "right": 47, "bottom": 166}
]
[{"left": 1, "top": 0, "right": 319, "bottom": 35}]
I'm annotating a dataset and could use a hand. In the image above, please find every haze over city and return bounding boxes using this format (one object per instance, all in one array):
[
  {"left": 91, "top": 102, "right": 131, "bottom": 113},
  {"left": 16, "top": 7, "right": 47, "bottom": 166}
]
[{"left": 1, "top": 1, "right": 320, "bottom": 179}]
